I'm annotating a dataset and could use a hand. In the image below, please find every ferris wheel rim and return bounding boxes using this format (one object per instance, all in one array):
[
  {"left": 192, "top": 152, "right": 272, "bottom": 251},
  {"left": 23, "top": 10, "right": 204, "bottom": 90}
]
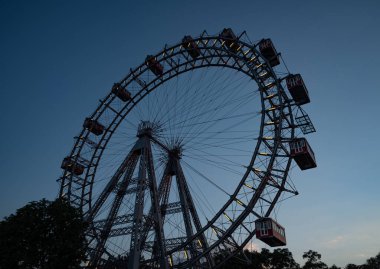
[{"left": 59, "top": 30, "right": 297, "bottom": 268}]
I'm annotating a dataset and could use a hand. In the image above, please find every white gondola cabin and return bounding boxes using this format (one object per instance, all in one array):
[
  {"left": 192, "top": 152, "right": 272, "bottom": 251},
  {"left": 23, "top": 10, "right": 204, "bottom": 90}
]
[
  {"left": 286, "top": 74, "right": 310, "bottom": 105},
  {"left": 289, "top": 138, "right": 317, "bottom": 170},
  {"left": 112, "top": 83, "right": 132, "bottom": 102},
  {"left": 182, "top": 35, "right": 200, "bottom": 59},
  {"left": 255, "top": 217, "right": 286, "bottom": 247},
  {"left": 145, "top": 55, "right": 164, "bottom": 76},
  {"left": 83, "top": 118, "right": 105, "bottom": 136},
  {"left": 258, "top": 39, "right": 280, "bottom": 67},
  {"left": 220, "top": 28, "right": 239, "bottom": 52},
  {"left": 61, "top": 157, "right": 84, "bottom": 175}
]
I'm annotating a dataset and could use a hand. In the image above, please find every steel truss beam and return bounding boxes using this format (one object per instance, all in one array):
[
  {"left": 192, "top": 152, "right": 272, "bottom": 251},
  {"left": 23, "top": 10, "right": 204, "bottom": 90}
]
[
  {"left": 128, "top": 135, "right": 168, "bottom": 269},
  {"left": 88, "top": 149, "right": 139, "bottom": 267}
]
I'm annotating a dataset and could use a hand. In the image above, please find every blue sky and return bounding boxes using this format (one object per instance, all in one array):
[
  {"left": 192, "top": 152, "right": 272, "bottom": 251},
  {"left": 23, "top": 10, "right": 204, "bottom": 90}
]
[{"left": 1, "top": 0, "right": 379, "bottom": 267}]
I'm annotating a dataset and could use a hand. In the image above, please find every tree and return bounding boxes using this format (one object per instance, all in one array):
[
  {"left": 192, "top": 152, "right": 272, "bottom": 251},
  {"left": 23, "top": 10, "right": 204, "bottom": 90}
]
[
  {"left": 220, "top": 247, "right": 300, "bottom": 269},
  {"left": 364, "top": 252, "right": 380, "bottom": 269},
  {"left": 0, "top": 198, "right": 87, "bottom": 269},
  {"left": 302, "top": 250, "right": 328, "bottom": 269},
  {"left": 345, "top": 264, "right": 359, "bottom": 269},
  {"left": 260, "top": 248, "right": 272, "bottom": 269},
  {"left": 214, "top": 248, "right": 252, "bottom": 269},
  {"left": 243, "top": 248, "right": 267, "bottom": 269},
  {"left": 271, "top": 248, "right": 300, "bottom": 269},
  {"left": 329, "top": 265, "right": 341, "bottom": 269}
]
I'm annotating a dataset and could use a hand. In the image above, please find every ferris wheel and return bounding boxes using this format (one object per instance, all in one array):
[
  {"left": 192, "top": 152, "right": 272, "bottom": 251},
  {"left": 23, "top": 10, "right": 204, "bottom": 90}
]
[{"left": 59, "top": 28, "right": 316, "bottom": 269}]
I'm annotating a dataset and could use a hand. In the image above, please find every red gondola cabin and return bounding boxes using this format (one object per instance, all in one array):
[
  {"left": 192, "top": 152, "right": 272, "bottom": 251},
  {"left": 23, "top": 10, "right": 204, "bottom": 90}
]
[
  {"left": 83, "top": 118, "right": 105, "bottom": 136},
  {"left": 258, "top": 39, "right": 280, "bottom": 67},
  {"left": 112, "top": 83, "right": 132, "bottom": 102},
  {"left": 146, "top": 55, "right": 164, "bottom": 76},
  {"left": 289, "top": 138, "right": 317, "bottom": 170},
  {"left": 286, "top": 74, "right": 310, "bottom": 105},
  {"left": 182, "top": 35, "right": 200, "bottom": 59},
  {"left": 61, "top": 157, "right": 85, "bottom": 175},
  {"left": 255, "top": 218, "right": 286, "bottom": 247},
  {"left": 220, "top": 28, "right": 240, "bottom": 52}
]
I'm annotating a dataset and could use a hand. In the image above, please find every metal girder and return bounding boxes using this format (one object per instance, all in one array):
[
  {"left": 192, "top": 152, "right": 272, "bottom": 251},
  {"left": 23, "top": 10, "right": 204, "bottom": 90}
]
[
  {"left": 125, "top": 185, "right": 148, "bottom": 194},
  {"left": 145, "top": 137, "right": 169, "bottom": 269},
  {"left": 108, "top": 226, "right": 133, "bottom": 237},
  {"left": 175, "top": 159, "right": 215, "bottom": 267},
  {"left": 128, "top": 139, "right": 148, "bottom": 268},
  {"left": 88, "top": 151, "right": 139, "bottom": 268},
  {"left": 295, "top": 109, "right": 316, "bottom": 134},
  {"left": 93, "top": 214, "right": 134, "bottom": 228},
  {"left": 162, "top": 202, "right": 182, "bottom": 215},
  {"left": 145, "top": 236, "right": 188, "bottom": 250},
  {"left": 128, "top": 135, "right": 168, "bottom": 269},
  {"left": 138, "top": 165, "right": 172, "bottom": 252},
  {"left": 211, "top": 225, "right": 239, "bottom": 252},
  {"left": 86, "top": 149, "right": 140, "bottom": 221}
]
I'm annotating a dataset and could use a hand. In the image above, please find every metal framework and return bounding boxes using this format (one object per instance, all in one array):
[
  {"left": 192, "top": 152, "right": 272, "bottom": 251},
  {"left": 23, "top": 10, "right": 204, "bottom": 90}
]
[{"left": 59, "top": 29, "right": 315, "bottom": 268}]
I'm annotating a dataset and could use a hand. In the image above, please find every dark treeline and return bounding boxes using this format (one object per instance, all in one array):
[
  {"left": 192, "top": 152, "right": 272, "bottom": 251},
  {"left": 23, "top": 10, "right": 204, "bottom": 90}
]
[
  {"left": 0, "top": 198, "right": 379, "bottom": 269},
  {"left": 0, "top": 199, "right": 87, "bottom": 269},
  {"left": 103, "top": 248, "right": 380, "bottom": 269},
  {"left": 214, "top": 248, "right": 380, "bottom": 269}
]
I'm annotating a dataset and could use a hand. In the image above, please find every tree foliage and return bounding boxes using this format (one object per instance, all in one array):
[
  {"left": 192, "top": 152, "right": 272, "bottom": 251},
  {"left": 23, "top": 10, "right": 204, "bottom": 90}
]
[
  {"left": 0, "top": 198, "right": 87, "bottom": 269},
  {"left": 302, "top": 250, "right": 328, "bottom": 269},
  {"left": 344, "top": 252, "right": 380, "bottom": 269},
  {"left": 365, "top": 252, "right": 380, "bottom": 269},
  {"left": 200, "top": 248, "right": 380, "bottom": 269},
  {"left": 214, "top": 247, "right": 299, "bottom": 269},
  {"left": 271, "top": 248, "right": 301, "bottom": 269},
  {"left": 1, "top": 197, "right": 379, "bottom": 269}
]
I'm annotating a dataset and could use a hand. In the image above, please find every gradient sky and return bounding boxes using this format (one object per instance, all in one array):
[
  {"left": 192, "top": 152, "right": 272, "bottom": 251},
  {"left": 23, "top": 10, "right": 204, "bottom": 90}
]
[{"left": 1, "top": 1, "right": 379, "bottom": 267}]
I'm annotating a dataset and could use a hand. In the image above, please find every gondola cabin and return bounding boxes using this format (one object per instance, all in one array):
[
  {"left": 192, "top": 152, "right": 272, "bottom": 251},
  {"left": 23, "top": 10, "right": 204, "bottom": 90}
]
[
  {"left": 258, "top": 39, "right": 280, "bottom": 67},
  {"left": 112, "top": 83, "right": 132, "bottom": 102},
  {"left": 220, "top": 28, "right": 239, "bottom": 52},
  {"left": 286, "top": 74, "right": 310, "bottom": 105},
  {"left": 255, "top": 218, "right": 286, "bottom": 247},
  {"left": 61, "top": 157, "right": 85, "bottom": 175},
  {"left": 289, "top": 138, "right": 317, "bottom": 170},
  {"left": 83, "top": 118, "right": 105, "bottom": 136},
  {"left": 182, "top": 35, "right": 200, "bottom": 59},
  {"left": 145, "top": 55, "right": 164, "bottom": 76}
]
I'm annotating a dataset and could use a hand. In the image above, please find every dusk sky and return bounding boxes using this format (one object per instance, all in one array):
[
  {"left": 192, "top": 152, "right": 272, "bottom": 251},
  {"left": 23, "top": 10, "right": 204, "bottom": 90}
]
[{"left": 1, "top": 1, "right": 380, "bottom": 267}]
